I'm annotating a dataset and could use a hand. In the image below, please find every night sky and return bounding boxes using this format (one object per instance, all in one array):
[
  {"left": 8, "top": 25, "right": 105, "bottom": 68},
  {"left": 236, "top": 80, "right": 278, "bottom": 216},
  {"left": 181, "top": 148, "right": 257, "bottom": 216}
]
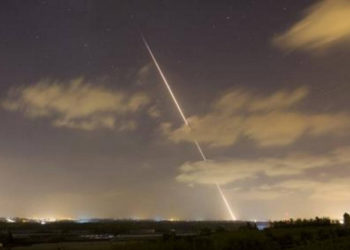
[{"left": 1, "top": 0, "right": 350, "bottom": 221}]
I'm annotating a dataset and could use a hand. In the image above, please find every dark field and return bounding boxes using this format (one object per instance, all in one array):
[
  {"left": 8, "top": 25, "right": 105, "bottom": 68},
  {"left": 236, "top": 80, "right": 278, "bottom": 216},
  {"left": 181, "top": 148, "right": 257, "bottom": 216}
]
[{"left": 1, "top": 218, "right": 350, "bottom": 250}]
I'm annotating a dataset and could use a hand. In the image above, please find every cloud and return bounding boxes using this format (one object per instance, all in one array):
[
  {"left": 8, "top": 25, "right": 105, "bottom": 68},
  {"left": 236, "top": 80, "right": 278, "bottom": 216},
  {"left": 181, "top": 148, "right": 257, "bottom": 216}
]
[
  {"left": 225, "top": 178, "right": 350, "bottom": 201},
  {"left": 176, "top": 147, "right": 350, "bottom": 201},
  {"left": 273, "top": 0, "right": 350, "bottom": 51},
  {"left": 2, "top": 78, "right": 150, "bottom": 131},
  {"left": 228, "top": 186, "right": 290, "bottom": 201},
  {"left": 148, "top": 105, "right": 161, "bottom": 118},
  {"left": 163, "top": 87, "right": 350, "bottom": 147},
  {"left": 276, "top": 178, "right": 350, "bottom": 201},
  {"left": 234, "top": 177, "right": 350, "bottom": 202},
  {"left": 214, "top": 87, "right": 308, "bottom": 113},
  {"left": 176, "top": 147, "right": 350, "bottom": 186},
  {"left": 136, "top": 62, "right": 153, "bottom": 85}
]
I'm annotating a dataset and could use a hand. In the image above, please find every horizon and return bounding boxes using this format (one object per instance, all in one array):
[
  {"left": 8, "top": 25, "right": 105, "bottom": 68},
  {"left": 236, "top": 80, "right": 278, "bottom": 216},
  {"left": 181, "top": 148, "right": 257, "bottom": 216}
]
[
  {"left": 0, "top": 214, "right": 347, "bottom": 224},
  {"left": 0, "top": 215, "right": 345, "bottom": 223}
]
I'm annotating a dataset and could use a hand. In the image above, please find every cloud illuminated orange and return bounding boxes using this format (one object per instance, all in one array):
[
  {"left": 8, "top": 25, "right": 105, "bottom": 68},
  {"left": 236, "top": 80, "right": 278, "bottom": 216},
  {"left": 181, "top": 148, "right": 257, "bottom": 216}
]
[
  {"left": 273, "top": 0, "right": 350, "bottom": 51},
  {"left": 2, "top": 78, "right": 150, "bottom": 131},
  {"left": 162, "top": 87, "right": 350, "bottom": 147}
]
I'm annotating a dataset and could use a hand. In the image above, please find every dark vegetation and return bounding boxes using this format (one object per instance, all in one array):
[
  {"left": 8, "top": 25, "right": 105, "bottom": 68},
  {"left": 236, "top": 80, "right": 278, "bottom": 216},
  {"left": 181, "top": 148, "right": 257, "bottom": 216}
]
[{"left": 0, "top": 213, "right": 349, "bottom": 249}]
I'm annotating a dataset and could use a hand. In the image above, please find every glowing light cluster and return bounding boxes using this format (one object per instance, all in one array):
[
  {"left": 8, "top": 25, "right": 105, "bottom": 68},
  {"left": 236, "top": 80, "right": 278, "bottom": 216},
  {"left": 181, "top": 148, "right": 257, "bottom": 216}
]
[{"left": 6, "top": 217, "right": 15, "bottom": 223}]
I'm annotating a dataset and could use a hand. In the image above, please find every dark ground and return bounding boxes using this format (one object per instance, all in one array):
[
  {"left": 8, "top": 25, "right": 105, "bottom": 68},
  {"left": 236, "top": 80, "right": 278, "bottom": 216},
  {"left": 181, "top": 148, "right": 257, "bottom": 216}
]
[{"left": 1, "top": 218, "right": 350, "bottom": 250}]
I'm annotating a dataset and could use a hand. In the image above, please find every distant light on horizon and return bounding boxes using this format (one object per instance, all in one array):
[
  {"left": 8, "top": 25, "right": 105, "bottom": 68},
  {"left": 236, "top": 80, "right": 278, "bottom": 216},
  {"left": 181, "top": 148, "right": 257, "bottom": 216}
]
[
  {"left": 6, "top": 217, "right": 15, "bottom": 223},
  {"left": 168, "top": 217, "right": 179, "bottom": 222}
]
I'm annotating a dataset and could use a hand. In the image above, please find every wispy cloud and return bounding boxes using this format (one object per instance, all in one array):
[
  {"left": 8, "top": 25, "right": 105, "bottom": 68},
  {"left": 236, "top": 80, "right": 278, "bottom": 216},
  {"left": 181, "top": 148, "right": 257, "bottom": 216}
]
[
  {"left": 176, "top": 147, "right": 350, "bottom": 186},
  {"left": 162, "top": 87, "right": 350, "bottom": 147},
  {"left": 177, "top": 147, "right": 350, "bottom": 201},
  {"left": 273, "top": 0, "right": 350, "bottom": 51},
  {"left": 136, "top": 62, "right": 154, "bottom": 85},
  {"left": 275, "top": 178, "right": 350, "bottom": 201},
  {"left": 229, "top": 177, "right": 350, "bottom": 202},
  {"left": 2, "top": 78, "right": 150, "bottom": 131},
  {"left": 147, "top": 105, "right": 161, "bottom": 118},
  {"left": 223, "top": 178, "right": 350, "bottom": 202}
]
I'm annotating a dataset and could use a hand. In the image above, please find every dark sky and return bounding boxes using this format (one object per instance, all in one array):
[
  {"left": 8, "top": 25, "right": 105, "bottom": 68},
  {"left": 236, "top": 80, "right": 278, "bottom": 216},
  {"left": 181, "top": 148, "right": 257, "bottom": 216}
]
[{"left": 1, "top": 0, "right": 350, "bottom": 221}]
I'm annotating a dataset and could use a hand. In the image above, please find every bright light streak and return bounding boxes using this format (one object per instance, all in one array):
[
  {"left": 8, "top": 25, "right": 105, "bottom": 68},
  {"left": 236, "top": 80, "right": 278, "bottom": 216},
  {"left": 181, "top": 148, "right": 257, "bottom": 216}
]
[
  {"left": 194, "top": 139, "right": 207, "bottom": 161},
  {"left": 142, "top": 36, "right": 236, "bottom": 221},
  {"left": 215, "top": 184, "right": 236, "bottom": 221},
  {"left": 142, "top": 36, "right": 188, "bottom": 126}
]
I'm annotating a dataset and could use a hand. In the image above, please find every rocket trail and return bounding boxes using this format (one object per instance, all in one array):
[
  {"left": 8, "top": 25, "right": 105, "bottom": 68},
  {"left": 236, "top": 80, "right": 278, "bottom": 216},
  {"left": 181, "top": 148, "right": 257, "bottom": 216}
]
[
  {"left": 142, "top": 36, "right": 188, "bottom": 126},
  {"left": 216, "top": 183, "right": 236, "bottom": 221},
  {"left": 142, "top": 36, "right": 236, "bottom": 221}
]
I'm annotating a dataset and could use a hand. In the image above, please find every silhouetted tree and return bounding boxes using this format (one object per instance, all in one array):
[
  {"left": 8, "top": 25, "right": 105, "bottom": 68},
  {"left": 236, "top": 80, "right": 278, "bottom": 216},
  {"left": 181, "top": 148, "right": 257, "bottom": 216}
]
[{"left": 344, "top": 213, "right": 350, "bottom": 226}]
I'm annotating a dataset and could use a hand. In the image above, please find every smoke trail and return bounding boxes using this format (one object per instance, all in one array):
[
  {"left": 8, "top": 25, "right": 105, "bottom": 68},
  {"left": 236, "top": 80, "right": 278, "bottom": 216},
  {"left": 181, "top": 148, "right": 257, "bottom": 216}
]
[{"left": 142, "top": 36, "right": 236, "bottom": 221}]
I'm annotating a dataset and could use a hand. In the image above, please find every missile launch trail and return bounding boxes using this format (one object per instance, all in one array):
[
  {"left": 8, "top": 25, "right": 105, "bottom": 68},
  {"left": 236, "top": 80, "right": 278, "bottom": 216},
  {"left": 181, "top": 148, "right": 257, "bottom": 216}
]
[{"left": 142, "top": 36, "right": 236, "bottom": 221}]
